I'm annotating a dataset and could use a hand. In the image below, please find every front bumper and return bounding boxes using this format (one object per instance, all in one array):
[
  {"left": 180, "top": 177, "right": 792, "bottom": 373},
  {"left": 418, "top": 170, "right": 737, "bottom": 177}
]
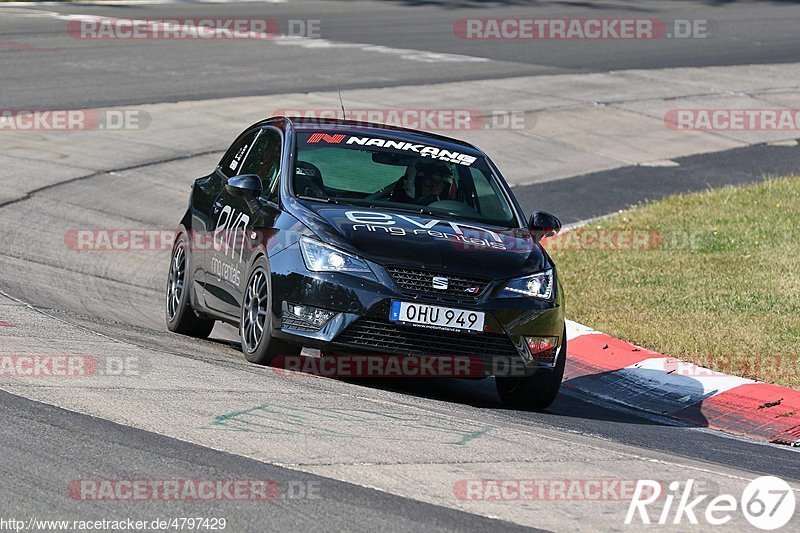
[{"left": 268, "top": 244, "right": 565, "bottom": 376}]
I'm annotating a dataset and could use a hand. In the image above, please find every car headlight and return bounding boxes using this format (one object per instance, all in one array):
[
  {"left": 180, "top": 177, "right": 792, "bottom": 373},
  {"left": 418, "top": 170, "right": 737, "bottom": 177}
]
[
  {"left": 300, "top": 237, "right": 372, "bottom": 274},
  {"left": 498, "top": 270, "right": 554, "bottom": 299}
]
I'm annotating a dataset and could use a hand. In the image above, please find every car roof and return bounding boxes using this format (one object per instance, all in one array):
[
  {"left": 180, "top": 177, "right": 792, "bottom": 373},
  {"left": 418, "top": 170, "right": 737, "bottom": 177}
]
[{"left": 259, "top": 116, "right": 485, "bottom": 155}]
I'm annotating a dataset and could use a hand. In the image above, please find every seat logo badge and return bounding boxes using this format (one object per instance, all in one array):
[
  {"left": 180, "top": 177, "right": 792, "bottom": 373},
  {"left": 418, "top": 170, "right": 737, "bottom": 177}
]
[{"left": 432, "top": 277, "right": 449, "bottom": 290}]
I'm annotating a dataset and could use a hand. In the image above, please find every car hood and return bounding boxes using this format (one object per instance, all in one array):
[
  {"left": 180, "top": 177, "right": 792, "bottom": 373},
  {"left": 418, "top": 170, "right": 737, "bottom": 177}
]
[{"left": 297, "top": 203, "right": 546, "bottom": 280}]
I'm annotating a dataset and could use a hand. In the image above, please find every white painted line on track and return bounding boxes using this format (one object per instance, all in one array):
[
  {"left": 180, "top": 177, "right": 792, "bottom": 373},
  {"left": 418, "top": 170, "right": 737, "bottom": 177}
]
[
  {"left": 566, "top": 319, "right": 599, "bottom": 340},
  {"left": 5, "top": 11, "right": 489, "bottom": 64},
  {"left": 273, "top": 35, "right": 488, "bottom": 64},
  {"left": 639, "top": 159, "right": 680, "bottom": 167},
  {"left": 1, "top": 0, "right": 287, "bottom": 6},
  {"left": 628, "top": 357, "right": 757, "bottom": 396}
]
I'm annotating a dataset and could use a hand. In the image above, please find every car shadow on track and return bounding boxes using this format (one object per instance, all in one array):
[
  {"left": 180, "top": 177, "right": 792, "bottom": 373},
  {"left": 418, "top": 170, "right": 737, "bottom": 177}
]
[
  {"left": 341, "top": 371, "right": 709, "bottom": 430},
  {"left": 203, "top": 329, "right": 710, "bottom": 428}
]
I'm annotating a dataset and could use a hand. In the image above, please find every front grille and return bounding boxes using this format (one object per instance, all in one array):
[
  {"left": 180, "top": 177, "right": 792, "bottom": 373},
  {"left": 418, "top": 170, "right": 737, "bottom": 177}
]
[
  {"left": 281, "top": 315, "right": 319, "bottom": 332},
  {"left": 532, "top": 347, "right": 557, "bottom": 365},
  {"left": 386, "top": 266, "right": 491, "bottom": 305},
  {"left": 335, "top": 317, "right": 519, "bottom": 359}
]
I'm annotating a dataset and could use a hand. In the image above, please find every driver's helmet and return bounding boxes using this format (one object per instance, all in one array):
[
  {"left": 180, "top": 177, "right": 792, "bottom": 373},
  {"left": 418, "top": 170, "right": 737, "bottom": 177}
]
[{"left": 414, "top": 160, "right": 450, "bottom": 195}]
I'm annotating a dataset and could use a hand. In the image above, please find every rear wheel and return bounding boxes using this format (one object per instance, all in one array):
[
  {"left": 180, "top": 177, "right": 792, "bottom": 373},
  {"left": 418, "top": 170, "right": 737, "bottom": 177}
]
[
  {"left": 165, "top": 234, "right": 215, "bottom": 339},
  {"left": 495, "top": 325, "right": 567, "bottom": 410},
  {"left": 240, "top": 259, "right": 301, "bottom": 365}
]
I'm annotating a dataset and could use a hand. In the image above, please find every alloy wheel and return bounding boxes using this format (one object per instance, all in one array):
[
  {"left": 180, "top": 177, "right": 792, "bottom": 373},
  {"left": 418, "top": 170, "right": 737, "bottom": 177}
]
[{"left": 242, "top": 269, "right": 268, "bottom": 352}]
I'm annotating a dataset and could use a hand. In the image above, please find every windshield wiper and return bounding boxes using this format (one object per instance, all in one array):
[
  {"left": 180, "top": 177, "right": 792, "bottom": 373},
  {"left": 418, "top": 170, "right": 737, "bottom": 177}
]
[
  {"left": 297, "top": 195, "right": 373, "bottom": 209},
  {"left": 368, "top": 203, "right": 508, "bottom": 226},
  {"left": 297, "top": 195, "right": 342, "bottom": 205},
  {"left": 370, "top": 204, "right": 438, "bottom": 217}
]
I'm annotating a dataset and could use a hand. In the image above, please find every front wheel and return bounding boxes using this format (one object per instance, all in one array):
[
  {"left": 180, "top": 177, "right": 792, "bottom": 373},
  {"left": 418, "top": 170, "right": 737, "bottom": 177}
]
[
  {"left": 240, "top": 259, "right": 301, "bottom": 365},
  {"left": 165, "top": 234, "right": 215, "bottom": 339},
  {"left": 495, "top": 325, "right": 567, "bottom": 410}
]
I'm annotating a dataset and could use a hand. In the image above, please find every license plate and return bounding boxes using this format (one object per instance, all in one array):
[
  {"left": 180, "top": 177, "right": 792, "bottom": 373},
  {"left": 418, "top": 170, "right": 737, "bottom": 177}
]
[{"left": 389, "top": 301, "right": 485, "bottom": 332}]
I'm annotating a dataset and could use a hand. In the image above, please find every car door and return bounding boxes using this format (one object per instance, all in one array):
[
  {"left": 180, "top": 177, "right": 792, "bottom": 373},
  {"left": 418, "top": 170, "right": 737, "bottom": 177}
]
[
  {"left": 197, "top": 128, "right": 258, "bottom": 311},
  {"left": 204, "top": 126, "right": 284, "bottom": 318}
]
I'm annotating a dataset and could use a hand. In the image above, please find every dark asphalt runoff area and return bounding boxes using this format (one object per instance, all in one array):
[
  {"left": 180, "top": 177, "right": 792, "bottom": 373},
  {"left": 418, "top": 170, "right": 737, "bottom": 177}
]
[
  {"left": 515, "top": 139, "right": 800, "bottom": 223},
  {"left": 0, "top": 0, "right": 799, "bottom": 109}
]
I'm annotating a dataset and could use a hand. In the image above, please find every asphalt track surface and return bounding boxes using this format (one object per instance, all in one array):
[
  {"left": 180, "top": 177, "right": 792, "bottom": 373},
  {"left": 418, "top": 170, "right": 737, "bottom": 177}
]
[
  {"left": 517, "top": 140, "right": 800, "bottom": 224},
  {"left": 2, "top": 1, "right": 800, "bottom": 531},
  {"left": 0, "top": 389, "right": 536, "bottom": 532},
  {"left": 0, "top": 0, "right": 799, "bottom": 108}
]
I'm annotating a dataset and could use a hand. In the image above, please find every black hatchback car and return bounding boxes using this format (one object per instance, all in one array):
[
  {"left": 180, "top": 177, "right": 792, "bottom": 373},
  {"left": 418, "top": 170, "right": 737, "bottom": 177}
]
[{"left": 166, "top": 117, "right": 566, "bottom": 409}]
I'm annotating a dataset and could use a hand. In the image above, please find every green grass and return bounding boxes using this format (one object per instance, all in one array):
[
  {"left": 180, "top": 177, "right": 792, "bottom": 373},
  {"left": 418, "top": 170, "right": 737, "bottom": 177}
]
[{"left": 549, "top": 175, "right": 800, "bottom": 388}]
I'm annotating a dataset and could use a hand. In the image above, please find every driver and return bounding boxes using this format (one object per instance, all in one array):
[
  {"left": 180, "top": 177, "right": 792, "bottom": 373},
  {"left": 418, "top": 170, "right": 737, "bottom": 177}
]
[{"left": 390, "top": 160, "right": 450, "bottom": 206}]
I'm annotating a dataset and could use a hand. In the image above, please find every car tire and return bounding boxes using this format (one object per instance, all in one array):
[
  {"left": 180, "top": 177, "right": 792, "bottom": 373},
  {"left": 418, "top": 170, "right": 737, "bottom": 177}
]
[
  {"left": 166, "top": 233, "right": 215, "bottom": 339},
  {"left": 495, "top": 325, "right": 567, "bottom": 410},
  {"left": 240, "top": 258, "right": 301, "bottom": 365}
]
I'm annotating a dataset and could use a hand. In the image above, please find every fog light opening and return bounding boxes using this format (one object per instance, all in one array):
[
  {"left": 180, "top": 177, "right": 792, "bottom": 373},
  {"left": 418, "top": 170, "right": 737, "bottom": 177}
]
[
  {"left": 524, "top": 336, "right": 559, "bottom": 366},
  {"left": 283, "top": 302, "right": 337, "bottom": 329}
]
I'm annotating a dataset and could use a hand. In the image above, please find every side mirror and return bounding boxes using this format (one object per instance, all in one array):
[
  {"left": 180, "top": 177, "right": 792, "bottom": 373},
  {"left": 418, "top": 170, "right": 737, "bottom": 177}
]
[
  {"left": 529, "top": 211, "right": 561, "bottom": 241},
  {"left": 226, "top": 174, "right": 263, "bottom": 199}
]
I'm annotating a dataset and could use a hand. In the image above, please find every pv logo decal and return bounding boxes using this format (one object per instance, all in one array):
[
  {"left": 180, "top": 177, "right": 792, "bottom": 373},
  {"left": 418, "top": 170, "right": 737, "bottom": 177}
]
[
  {"left": 432, "top": 277, "right": 449, "bottom": 290},
  {"left": 211, "top": 205, "right": 250, "bottom": 287},
  {"left": 213, "top": 205, "right": 250, "bottom": 262}
]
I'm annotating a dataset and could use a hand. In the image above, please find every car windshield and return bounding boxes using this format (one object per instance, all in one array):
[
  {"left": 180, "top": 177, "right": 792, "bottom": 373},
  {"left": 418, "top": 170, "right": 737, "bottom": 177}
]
[{"left": 292, "top": 130, "right": 518, "bottom": 227}]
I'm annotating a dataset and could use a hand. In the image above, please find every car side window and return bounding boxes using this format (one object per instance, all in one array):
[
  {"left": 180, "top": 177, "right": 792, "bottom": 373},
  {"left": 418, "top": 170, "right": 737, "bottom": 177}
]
[
  {"left": 219, "top": 130, "right": 259, "bottom": 178},
  {"left": 237, "top": 128, "right": 282, "bottom": 201},
  {"left": 470, "top": 167, "right": 514, "bottom": 221}
]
